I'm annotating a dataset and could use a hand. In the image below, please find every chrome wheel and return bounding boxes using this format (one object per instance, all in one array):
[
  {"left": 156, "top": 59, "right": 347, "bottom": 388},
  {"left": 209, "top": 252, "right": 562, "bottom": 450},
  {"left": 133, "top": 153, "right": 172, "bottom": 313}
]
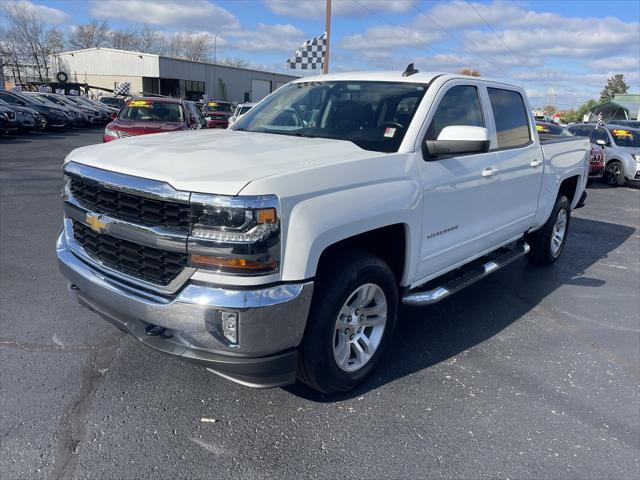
[
  {"left": 333, "top": 283, "right": 387, "bottom": 372},
  {"left": 550, "top": 208, "right": 567, "bottom": 257}
]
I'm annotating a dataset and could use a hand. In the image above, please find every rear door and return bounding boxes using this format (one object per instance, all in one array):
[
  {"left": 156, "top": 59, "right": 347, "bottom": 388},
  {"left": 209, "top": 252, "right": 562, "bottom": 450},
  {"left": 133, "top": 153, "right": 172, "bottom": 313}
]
[
  {"left": 415, "top": 82, "right": 500, "bottom": 282},
  {"left": 484, "top": 87, "right": 543, "bottom": 243}
]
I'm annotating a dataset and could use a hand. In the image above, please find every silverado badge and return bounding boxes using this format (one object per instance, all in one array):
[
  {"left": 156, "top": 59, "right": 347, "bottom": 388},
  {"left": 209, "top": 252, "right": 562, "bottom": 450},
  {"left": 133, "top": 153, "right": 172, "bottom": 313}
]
[{"left": 86, "top": 213, "right": 107, "bottom": 233}]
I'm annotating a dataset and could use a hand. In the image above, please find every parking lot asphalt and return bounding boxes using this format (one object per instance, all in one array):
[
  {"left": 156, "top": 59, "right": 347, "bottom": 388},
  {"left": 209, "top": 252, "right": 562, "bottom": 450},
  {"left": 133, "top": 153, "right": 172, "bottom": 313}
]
[{"left": 1, "top": 129, "right": 639, "bottom": 480}]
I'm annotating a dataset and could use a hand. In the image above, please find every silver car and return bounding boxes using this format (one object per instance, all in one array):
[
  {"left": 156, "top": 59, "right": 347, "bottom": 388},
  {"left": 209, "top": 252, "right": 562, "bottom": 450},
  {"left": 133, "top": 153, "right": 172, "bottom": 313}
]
[{"left": 568, "top": 123, "right": 640, "bottom": 186}]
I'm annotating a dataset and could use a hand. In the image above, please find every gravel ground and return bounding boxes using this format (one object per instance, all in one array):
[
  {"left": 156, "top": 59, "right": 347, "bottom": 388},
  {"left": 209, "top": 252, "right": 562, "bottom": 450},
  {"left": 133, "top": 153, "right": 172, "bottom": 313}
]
[{"left": 1, "top": 128, "right": 638, "bottom": 480}]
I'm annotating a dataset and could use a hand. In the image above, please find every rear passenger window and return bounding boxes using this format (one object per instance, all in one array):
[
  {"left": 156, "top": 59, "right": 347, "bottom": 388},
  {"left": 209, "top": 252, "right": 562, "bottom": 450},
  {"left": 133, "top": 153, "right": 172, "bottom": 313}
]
[
  {"left": 426, "top": 85, "right": 484, "bottom": 140},
  {"left": 487, "top": 88, "right": 531, "bottom": 148}
]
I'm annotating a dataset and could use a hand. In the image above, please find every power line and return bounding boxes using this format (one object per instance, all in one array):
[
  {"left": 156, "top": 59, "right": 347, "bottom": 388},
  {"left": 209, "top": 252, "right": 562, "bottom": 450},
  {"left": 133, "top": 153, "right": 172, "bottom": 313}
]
[
  {"left": 408, "top": 0, "right": 510, "bottom": 77},
  {"left": 351, "top": 0, "right": 466, "bottom": 69}
]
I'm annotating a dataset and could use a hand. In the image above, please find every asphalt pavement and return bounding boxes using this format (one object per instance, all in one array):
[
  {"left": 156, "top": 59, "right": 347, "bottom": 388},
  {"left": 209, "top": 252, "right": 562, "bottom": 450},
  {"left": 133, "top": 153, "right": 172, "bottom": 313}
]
[{"left": 1, "top": 128, "right": 639, "bottom": 480}]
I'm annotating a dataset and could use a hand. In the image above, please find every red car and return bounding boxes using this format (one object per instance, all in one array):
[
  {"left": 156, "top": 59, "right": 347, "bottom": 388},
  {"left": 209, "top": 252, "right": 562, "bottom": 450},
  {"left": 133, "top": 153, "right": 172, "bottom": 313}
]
[
  {"left": 588, "top": 145, "right": 605, "bottom": 180},
  {"left": 202, "top": 100, "right": 233, "bottom": 128},
  {"left": 103, "top": 97, "right": 205, "bottom": 142}
]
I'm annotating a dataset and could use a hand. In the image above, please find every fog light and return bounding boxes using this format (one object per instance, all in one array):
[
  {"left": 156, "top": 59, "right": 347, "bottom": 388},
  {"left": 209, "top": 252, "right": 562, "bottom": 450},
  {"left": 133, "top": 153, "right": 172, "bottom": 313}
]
[{"left": 221, "top": 312, "right": 238, "bottom": 344}]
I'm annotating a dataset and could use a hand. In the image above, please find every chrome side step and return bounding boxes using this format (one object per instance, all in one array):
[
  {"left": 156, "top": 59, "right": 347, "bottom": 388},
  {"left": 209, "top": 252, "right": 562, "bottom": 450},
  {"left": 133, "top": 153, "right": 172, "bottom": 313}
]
[{"left": 402, "top": 243, "right": 530, "bottom": 307}]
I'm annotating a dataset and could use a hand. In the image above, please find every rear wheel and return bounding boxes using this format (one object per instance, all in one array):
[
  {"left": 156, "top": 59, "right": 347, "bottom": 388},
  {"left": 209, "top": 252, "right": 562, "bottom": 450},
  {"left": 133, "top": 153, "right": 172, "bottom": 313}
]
[
  {"left": 297, "top": 251, "right": 398, "bottom": 394},
  {"left": 526, "top": 195, "right": 570, "bottom": 265},
  {"left": 604, "top": 160, "right": 625, "bottom": 187}
]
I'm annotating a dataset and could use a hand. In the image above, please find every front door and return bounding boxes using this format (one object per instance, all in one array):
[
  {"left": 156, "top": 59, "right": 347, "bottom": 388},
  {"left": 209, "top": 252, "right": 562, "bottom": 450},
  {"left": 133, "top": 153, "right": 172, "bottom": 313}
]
[{"left": 415, "top": 82, "right": 500, "bottom": 283}]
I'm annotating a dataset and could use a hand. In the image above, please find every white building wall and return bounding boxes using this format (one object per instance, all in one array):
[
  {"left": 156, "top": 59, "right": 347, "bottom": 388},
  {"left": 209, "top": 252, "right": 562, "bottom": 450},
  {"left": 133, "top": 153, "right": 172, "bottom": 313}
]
[{"left": 52, "top": 48, "right": 159, "bottom": 78}]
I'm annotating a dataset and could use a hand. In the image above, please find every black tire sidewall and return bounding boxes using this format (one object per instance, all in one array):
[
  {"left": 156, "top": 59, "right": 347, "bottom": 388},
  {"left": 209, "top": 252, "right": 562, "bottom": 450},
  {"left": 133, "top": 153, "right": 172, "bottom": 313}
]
[
  {"left": 299, "top": 254, "right": 398, "bottom": 393},
  {"left": 605, "top": 161, "right": 625, "bottom": 186}
]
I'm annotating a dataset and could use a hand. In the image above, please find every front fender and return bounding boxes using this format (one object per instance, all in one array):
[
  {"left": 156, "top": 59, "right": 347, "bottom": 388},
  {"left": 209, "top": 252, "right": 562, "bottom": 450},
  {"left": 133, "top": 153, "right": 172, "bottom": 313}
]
[{"left": 281, "top": 179, "right": 422, "bottom": 284}]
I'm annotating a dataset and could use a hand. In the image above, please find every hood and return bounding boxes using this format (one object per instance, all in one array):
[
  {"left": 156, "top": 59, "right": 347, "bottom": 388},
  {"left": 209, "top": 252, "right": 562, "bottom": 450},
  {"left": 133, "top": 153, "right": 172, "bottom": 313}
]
[
  {"left": 66, "top": 129, "right": 382, "bottom": 195},
  {"left": 112, "top": 119, "right": 185, "bottom": 132}
]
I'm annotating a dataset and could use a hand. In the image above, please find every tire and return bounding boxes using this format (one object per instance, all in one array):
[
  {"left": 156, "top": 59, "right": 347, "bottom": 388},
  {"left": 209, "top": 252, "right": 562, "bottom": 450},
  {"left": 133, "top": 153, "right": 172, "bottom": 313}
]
[
  {"left": 526, "top": 195, "right": 570, "bottom": 266},
  {"left": 297, "top": 251, "right": 398, "bottom": 394},
  {"left": 604, "top": 160, "right": 626, "bottom": 187}
]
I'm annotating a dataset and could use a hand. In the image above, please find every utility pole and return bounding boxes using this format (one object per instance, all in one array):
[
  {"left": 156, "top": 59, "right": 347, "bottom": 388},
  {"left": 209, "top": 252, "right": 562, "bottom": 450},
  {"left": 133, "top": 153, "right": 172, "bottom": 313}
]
[
  {"left": 323, "top": 0, "right": 331, "bottom": 74},
  {"left": 213, "top": 30, "right": 220, "bottom": 99}
]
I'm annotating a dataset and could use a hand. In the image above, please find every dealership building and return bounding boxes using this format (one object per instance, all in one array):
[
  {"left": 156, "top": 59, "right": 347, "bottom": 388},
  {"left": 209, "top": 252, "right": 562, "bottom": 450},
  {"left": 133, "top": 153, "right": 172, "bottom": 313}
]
[{"left": 50, "top": 47, "right": 299, "bottom": 103}]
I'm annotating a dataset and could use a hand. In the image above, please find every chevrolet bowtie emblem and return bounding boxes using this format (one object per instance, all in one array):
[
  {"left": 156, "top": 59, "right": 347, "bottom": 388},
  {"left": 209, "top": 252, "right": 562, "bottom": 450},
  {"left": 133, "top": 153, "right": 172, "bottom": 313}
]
[{"left": 86, "top": 213, "right": 107, "bottom": 233}]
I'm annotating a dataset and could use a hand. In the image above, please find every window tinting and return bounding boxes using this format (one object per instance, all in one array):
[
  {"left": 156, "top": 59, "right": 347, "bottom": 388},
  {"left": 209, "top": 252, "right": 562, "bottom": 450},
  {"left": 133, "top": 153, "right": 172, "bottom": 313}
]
[
  {"left": 487, "top": 88, "right": 531, "bottom": 148},
  {"left": 589, "top": 128, "right": 608, "bottom": 145},
  {"left": 426, "top": 85, "right": 483, "bottom": 140}
]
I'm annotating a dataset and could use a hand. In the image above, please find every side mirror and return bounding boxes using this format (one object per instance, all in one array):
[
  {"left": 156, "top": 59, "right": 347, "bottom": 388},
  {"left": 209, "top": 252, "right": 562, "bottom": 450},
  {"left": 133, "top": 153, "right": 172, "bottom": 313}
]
[
  {"left": 110, "top": 112, "right": 117, "bottom": 119},
  {"left": 596, "top": 139, "right": 606, "bottom": 147},
  {"left": 425, "top": 126, "right": 490, "bottom": 158}
]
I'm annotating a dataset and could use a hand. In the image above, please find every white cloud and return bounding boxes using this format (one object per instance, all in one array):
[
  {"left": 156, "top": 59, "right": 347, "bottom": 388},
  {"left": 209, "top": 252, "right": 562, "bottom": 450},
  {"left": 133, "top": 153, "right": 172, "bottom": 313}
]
[
  {"left": 90, "top": 0, "right": 240, "bottom": 31},
  {"left": 225, "top": 23, "right": 305, "bottom": 53},
  {"left": 265, "top": 0, "right": 413, "bottom": 18},
  {"left": 4, "top": 0, "right": 71, "bottom": 24},
  {"left": 341, "top": 25, "right": 442, "bottom": 51}
]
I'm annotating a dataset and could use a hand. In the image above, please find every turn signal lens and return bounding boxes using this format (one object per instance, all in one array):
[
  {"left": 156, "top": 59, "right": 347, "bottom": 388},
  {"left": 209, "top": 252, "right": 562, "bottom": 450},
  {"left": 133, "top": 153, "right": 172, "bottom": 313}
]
[{"left": 189, "top": 254, "right": 277, "bottom": 273}]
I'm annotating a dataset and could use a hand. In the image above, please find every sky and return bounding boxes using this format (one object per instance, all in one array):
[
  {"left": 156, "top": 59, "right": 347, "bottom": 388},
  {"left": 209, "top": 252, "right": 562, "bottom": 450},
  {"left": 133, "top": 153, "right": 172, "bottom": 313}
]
[{"left": 11, "top": 0, "right": 640, "bottom": 109}]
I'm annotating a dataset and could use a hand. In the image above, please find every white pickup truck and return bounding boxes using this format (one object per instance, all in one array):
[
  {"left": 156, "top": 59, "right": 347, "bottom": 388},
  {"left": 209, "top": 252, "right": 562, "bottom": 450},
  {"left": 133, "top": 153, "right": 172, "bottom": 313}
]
[{"left": 57, "top": 70, "right": 589, "bottom": 393}]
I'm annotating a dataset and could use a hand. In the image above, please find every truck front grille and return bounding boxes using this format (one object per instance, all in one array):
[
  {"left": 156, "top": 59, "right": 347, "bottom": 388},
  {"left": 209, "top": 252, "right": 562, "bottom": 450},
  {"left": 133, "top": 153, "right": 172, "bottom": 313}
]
[
  {"left": 69, "top": 175, "right": 190, "bottom": 231},
  {"left": 72, "top": 220, "right": 187, "bottom": 286}
]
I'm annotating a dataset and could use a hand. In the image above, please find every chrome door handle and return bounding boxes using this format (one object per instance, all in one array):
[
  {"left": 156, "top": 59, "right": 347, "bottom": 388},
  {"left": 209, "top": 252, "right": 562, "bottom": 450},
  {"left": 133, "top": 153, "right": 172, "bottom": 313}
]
[
  {"left": 530, "top": 159, "right": 544, "bottom": 167},
  {"left": 482, "top": 167, "right": 499, "bottom": 177}
]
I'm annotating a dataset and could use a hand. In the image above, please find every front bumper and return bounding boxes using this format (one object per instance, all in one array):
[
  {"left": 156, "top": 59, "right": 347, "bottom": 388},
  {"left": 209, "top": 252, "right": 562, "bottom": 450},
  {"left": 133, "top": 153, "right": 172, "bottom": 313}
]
[{"left": 56, "top": 232, "right": 313, "bottom": 387}]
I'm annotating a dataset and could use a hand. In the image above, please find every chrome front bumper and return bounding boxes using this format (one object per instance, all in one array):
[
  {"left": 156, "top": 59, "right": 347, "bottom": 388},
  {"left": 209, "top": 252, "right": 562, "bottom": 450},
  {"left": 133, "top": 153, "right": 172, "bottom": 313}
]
[{"left": 56, "top": 232, "right": 313, "bottom": 387}]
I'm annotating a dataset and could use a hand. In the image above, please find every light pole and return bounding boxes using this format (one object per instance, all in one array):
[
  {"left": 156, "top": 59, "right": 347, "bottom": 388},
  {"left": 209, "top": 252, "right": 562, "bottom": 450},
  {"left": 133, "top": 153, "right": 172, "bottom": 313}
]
[{"left": 212, "top": 30, "right": 220, "bottom": 100}]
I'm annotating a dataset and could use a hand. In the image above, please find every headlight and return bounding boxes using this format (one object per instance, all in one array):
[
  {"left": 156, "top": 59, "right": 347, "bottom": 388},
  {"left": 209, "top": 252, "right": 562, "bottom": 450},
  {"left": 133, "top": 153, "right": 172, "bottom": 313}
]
[
  {"left": 188, "top": 194, "right": 280, "bottom": 274},
  {"left": 633, "top": 154, "right": 640, "bottom": 163}
]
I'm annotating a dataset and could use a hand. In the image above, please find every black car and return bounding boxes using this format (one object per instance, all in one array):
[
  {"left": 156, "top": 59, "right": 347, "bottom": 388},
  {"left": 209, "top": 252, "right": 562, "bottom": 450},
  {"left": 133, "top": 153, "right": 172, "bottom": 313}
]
[
  {"left": 0, "top": 99, "right": 42, "bottom": 131},
  {"left": 0, "top": 91, "right": 70, "bottom": 129},
  {"left": 0, "top": 106, "right": 19, "bottom": 134}
]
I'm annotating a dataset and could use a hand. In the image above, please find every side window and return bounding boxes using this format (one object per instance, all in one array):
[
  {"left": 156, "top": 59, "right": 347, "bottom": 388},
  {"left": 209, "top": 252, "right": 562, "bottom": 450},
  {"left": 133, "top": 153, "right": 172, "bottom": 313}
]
[
  {"left": 426, "top": 85, "right": 484, "bottom": 140},
  {"left": 590, "top": 128, "right": 609, "bottom": 145},
  {"left": 487, "top": 88, "right": 531, "bottom": 149}
]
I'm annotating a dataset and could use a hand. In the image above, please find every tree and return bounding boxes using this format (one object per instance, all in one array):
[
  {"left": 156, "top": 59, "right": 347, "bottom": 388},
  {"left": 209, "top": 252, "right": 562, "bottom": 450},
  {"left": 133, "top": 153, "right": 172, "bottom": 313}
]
[
  {"left": 108, "top": 29, "right": 138, "bottom": 51},
  {"left": 67, "top": 20, "right": 110, "bottom": 50},
  {"left": 217, "top": 57, "right": 248, "bottom": 68},
  {"left": 599, "top": 74, "right": 629, "bottom": 102},
  {"left": 167, "top": 33, "right": 211, "bottom": 62},
  {"left": 1, "top": 0, "right": 64, "bottom": 81},
  {"left": 459, "top": 67, "right": 481, "bottom": 77},
  {"left": 543, "top": 104, "right": 556, "bottom": 114},
  {"left": 560, "top": 99, "right": 599, "bottom": 124}
]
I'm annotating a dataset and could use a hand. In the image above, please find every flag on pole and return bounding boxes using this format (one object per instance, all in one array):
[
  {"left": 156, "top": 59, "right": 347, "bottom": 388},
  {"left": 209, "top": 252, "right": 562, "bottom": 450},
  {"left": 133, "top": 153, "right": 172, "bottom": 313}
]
[
  {"left": 38, "top": 85, "right": 52, "bottom": 93},
  {"left": 287, "top": 33, "right": 327, "bottom": 70},
  {"left": 55, "top": 88, "right": 65, "bottom": 95},
  {"left": 113, "top": 82, "right": 131, "bottom": 96}
]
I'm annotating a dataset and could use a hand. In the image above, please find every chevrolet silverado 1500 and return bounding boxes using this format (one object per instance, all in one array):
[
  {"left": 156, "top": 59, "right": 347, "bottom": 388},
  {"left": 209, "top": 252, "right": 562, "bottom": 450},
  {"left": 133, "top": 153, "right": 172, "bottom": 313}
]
[{"left": 57, "top": 70, "right": 589, "bottom": 394}]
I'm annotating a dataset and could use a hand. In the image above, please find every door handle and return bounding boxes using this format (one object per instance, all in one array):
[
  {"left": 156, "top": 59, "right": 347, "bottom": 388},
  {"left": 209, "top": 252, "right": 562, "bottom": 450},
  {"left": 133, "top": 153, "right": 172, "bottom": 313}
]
[
  {"left": 482, "top": 167, "right": 499, "bottom": 177},
  {"left": 530, "top": 159, "right": 544, "bottom": 167}
]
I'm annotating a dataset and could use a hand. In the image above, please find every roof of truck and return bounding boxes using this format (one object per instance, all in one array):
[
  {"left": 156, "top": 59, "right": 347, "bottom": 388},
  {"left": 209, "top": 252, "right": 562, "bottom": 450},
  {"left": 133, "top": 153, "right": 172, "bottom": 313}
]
[{"left": 291, "top": 71, "right": 517, "bottom": 88}]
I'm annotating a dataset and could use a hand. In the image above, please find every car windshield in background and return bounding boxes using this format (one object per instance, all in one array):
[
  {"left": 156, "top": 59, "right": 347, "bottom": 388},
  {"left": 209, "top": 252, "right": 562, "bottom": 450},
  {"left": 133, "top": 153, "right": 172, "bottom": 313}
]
[
  {"left": 204, "top": 102, "right": 232, "bottom": 113},
  {"left": 28, "top": 95, "right": 57, "bottom": 107},
  {"left": 232, "top": 81, "right": 428, "bottom": 153},
  {"left": 101, "top": 97, "right": 124, "bottom": 108},
  {"left": 119, "top": 100, "right": 184, "bottom": 123},
  {"left": 610, "top": 128, "right": 640, "bottom": 147},
  {"left": 536, "top": 122, "right": 572, "bottom": 136},
  {"left": 238, "top": 106, "right": 252, "bottom": 115}
]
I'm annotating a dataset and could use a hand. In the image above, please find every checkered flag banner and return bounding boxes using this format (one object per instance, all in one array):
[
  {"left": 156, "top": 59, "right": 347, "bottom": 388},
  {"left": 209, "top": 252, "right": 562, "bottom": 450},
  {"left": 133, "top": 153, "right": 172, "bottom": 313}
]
[
  {"left": 55, "top": 88, "right": 65, "bottom": 95},
  {"left": 38, "top": 85, "right": 52, "bottom": 93},
  {"left": 11, "top": 85, "right": 23, "bottom": 93},
  {"left": 287, "top": 33, "right": 326, "bottom": 70},
  {"left": 113, "top": 82, "right": 131, "bottom": 96}
]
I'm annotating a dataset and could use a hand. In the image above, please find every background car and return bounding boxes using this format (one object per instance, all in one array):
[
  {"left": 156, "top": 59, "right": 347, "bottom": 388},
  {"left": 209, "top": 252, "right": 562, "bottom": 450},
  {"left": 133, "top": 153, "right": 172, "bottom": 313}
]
[
  {"left": 535, "top": 121, "right": 572, "bottom": 136},
  {"left": 23, "top": 92, "right": 84, "bottom": 127},
  {"left": 39, "top": 93, "right": 103, "bottom": 125},
  {"left": 0, "top": 99, "right": 41, "bottom": 132},
  {"left": 228, "top": 102, "right": 256, "bottom": 127},
  {"left": 201, "top": 100, "right": 233, "bottom": 128},
  {"left": 185, "top": 100, "right": 208, "bottom": 129},
  {"left": 0, "top": 105, "right": 19, "bottom": 134},
  {"left": 568, "top": 123, "right": 640, "bottom": 186},
  {"left": 103, "top": 97, "right": 202, "bottom": 142},
  {"left": 99, "top": 96, "right": 126, "bottom": 110},
  {"left": 0, "top": 91, "right": 69, "bottom": 129}
]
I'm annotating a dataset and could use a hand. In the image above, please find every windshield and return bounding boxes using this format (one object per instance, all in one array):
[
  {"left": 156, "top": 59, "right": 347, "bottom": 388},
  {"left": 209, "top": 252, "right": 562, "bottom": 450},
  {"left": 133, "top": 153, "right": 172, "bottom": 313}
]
[
  {"left": 238, "top": 106, "right": 252, "bottom": 116},
  {"left": 28, "top": 95, "right": 58, "bottom": 107},
  {"left": 231, "top": 81, "right": 427, "bottom": 153},
  {"left": 204, "top": 101, "right": 232, "bottom": 113},
  {"left": 119, "top": 99, "right": 184, "bottom": 122},
  {"left": 101, "top": 97, "right": 124, "bottom": 107},
  {"left": 610, "top": 128, "right": 640, "bottom": 147}
]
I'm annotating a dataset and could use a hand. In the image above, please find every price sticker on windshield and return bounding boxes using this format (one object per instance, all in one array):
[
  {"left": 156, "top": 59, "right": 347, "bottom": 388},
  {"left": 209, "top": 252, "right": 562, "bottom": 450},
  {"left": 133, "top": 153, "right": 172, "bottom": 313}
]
[
  {"left": 384, "top": 127, "right": 396, "bottom": 138},
  {"left": 207, "top": 102, "right": 219, "bottom": 107},
  {"left": 536, "top": 124, "right": 550, "bottom": 133},
  {"left": 612, "top": 129, "right": 633, "bottom": 138},
  {"left": 128, "top": 100, "right": 152, "bottom": 107}
]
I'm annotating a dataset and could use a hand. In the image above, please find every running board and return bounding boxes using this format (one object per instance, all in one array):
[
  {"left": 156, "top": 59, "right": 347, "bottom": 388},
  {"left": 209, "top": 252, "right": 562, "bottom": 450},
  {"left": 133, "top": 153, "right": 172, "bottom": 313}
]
[{"left": 402, "top": 243, "right": 530, "bottom": 306}]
